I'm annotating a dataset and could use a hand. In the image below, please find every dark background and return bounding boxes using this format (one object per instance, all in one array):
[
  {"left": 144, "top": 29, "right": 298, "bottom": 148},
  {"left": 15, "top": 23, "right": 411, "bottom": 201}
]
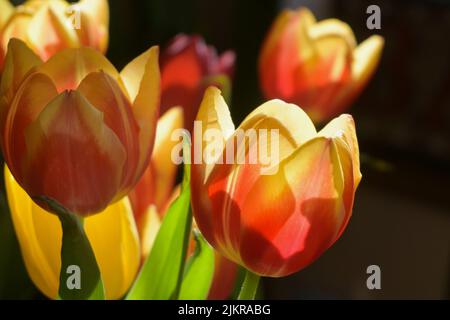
[{"left": 2, "top": 0, "right": 449, "bottom": 299}]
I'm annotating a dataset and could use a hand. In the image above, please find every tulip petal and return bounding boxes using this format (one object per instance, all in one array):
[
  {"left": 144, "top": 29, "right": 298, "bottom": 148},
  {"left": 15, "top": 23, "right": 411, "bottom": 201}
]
[
  {"left": 22, "top": 90, "right": 126, "bottom": 215},
  {"left": 120, "top": 46, "right": 160, "bottom": 183},
  {"left": 237, "top": 99, "right": 317, "bottom": 160},
  {"left": 77, "top": 0, "right": 109, "bottom": 52},
  {"left": 0, "top": 12, "right": 32, "bottom": 58},
  {"left": 318, "top": 114, "right": 361, "bottom": 187},
  {"left": 0, "top": 38, "right": 42, "bottom": 100},
  {"left": 0, "top": 39, "right": 43, "bottom": 149},
  {"left": 85, "top": 197, "right": 140, "bottom": 300},
  {"left": 5, "top": 166, "right": 140, "bottom": 300},
  {"left": 4, "top": 165, "right": 61, "bottom": 299},
  {"left": 151, "top": 106, "right": 183, "bottom": 210},
  {"left": 193, "top": 86, "right": 235, "bottom": 183},
  {"left": 77, "top": 71, "right": 140, "bottom": 192},
  {"left": 308, "top": 19, "right": 356, "bottom": 53},
  {"left": 37, "top": 46, "right": 119, "bottom": 92},
  {"left": 0, "top": 0, "right": 13, "bottom": 30},
  {"left": 79, "top": 0, "right": 108, "bottom": 30},
  {"left": 351, "top": 35, "right": 384, "bottom": 91},
  {"left": 137, "top": 204, "right": 161, "bottom": 259},
  {"left": 208, "top": 254, "right": 238, "bottom": 300},
  {"left": 27, "top": 1, "right": 80, "bottom": 61},
  {"left": 236, "top": 137, "right": 354, "bottom": 276},
  {"left": 260, "top": 9, "right": 313, "bottom": 100},
  {"left": 190, "top": 88, "right": 235, "bottom": 255},
  {"left": 2, "top": 72, "right": 58, "bottom": 181}
]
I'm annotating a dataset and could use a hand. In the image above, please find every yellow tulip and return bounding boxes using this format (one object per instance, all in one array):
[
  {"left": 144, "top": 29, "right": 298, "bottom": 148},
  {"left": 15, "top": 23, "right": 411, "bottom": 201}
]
[
  {"left": 4, "top": 166, "right": 140, "bottom": 299},
  {"left": 0, "top": 0, "right": 109, "bottom": 69}
]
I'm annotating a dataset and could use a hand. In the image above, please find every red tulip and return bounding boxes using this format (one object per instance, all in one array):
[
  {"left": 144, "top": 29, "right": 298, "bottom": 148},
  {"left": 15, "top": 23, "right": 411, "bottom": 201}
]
[
  {"left": 0, "top": 39, "right": 160, "bottom": 216},
  {"left": 191, "top": 87, "right": 361, "bottom": 277},
  {"left": 259, "top": 7, "right": 384, "bottom": 123},
  {"left": 160, "top": 34, "right": 235, "bottom": 131}
]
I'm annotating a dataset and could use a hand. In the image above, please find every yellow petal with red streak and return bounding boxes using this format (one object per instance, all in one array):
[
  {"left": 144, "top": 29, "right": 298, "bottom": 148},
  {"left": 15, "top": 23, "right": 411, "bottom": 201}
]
[
  {"left": 120, "top": 46, "right": 160, "bottom": 183},
  {"left": 318, "top": 114, "right": 361, "bottom": 188}
]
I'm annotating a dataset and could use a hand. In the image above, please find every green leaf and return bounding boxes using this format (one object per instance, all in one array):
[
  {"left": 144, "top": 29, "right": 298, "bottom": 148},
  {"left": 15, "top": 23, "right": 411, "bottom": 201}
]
[
  {"left": 38, "top": 197, "right": 105, "bottom": 300},
  {"left": 127, "top": 135, "right": 192, "bottom": 300},
  {"left": 179, "top": 230, "right": 215, "bottom": 300}
]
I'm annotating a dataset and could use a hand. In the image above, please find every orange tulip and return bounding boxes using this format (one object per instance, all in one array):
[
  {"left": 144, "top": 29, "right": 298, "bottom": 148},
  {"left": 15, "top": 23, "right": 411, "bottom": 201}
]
[
  {"left": 0, "top": 0, "right": 109, "bottom": 69},
  {"left": 191, "top": 87, "right": 361, "bottom": 277},
  {"left": 0, "top": 39, "right": 160, "bottom": 216},
  {"left": 259, "top": 7, "right": 384, "bottom": 123},
  {"left": 161, "top": 34, "right": 235, "bottom": 131}
]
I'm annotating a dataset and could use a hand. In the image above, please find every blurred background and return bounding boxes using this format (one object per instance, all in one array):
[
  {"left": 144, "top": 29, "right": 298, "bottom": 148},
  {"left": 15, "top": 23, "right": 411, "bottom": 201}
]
[{"left": 1, "top": 0, "right": 449, "bottom": 299}]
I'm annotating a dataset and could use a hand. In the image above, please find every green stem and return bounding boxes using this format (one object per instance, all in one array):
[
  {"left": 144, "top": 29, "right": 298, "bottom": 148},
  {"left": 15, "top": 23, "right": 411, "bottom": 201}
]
[
  {"left": 36, "top": 196, "right": 105, "bottom": 300},
  {"left": 237, "top": 270, "right": 260, "bottom": 300}
]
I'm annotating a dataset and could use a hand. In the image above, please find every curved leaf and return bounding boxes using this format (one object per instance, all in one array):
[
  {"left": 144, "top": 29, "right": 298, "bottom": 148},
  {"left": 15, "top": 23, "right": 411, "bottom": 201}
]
[{"left": 179, "top": 230, "right": 215, "bottom": 300}]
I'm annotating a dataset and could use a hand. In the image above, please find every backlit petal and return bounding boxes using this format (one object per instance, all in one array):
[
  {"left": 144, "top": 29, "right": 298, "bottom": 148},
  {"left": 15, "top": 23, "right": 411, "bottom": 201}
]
[
  {"left": 318, "top": 114, "right": 361, "bottom": 188},
  {"left": 85, "top": 196, "right": 140, "bottom": 299},
  {"left": 351, "top": 35, "right": 384, "bottom": 91},
  {"left": 27, "top": 1, "right": 80, "bottom": 61},
  {"left": 22, "top": 90, "right": 126, "bottom": 215},
  {"left": 120, "top": 46, "right": 161, "bottom": 184},
  {"left": 77, "top": 71, "right": 139, "bottom": 192},
  {"left": 2, "top": 72, "right": 57, "bottom": 181},
  {"left": 77, "top": 0, "right": 109, "bottom": 52},
  {"left": 151, "top": 106, "right": 183, "bottom": 210},
  {"left": 0, "top": 0, "right": 13, "bottom": 30},
  {"left": 36, "top": 46, "right": 119, "bottom": 91},
  {"left": 237, "top": 137, "right": 354, "bottom": 276}
]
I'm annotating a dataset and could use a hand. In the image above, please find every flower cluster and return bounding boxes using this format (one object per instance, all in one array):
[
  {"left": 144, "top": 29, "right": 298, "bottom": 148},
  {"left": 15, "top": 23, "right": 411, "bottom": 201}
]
[{"left": 0, "top": 0, "right": 383, "bottom": 300}]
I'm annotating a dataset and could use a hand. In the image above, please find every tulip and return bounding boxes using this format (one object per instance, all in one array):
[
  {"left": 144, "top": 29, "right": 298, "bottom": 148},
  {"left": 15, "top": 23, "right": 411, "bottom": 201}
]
[
  {"left": 0, "top": 39, "right": 160, "bottom": 216},
  {"left": 191, "top": 86, "right": 361, "bottom": 277},
  {"left": 0, "top": 0, "right": 109, "bottom": 69},
  {"left": 161, "top": 34, "right": 235, "bottom": 131},
  {"left": 4, "top": 166, "right": 140, "bottom": 299},
  {"left": 259, "top": 7, "right": 384, "bottom": 123}
]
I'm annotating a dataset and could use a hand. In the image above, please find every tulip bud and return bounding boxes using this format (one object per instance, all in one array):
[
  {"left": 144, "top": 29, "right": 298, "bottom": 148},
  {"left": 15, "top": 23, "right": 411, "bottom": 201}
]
[
  {"left": 161, "top": 34, "right": 235, "bottom": 131},
  {"left": 259, "top": 7, "right": 384, "bottom": 123},
  {"left": 0, "top": 0, "right": 109, "bottom": 69},
  {"left": 191, "top": 87, "right": 361, "bottom": 277},
  {"left": 0, "top": 39, "right": 160, "bottom": 216}
]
